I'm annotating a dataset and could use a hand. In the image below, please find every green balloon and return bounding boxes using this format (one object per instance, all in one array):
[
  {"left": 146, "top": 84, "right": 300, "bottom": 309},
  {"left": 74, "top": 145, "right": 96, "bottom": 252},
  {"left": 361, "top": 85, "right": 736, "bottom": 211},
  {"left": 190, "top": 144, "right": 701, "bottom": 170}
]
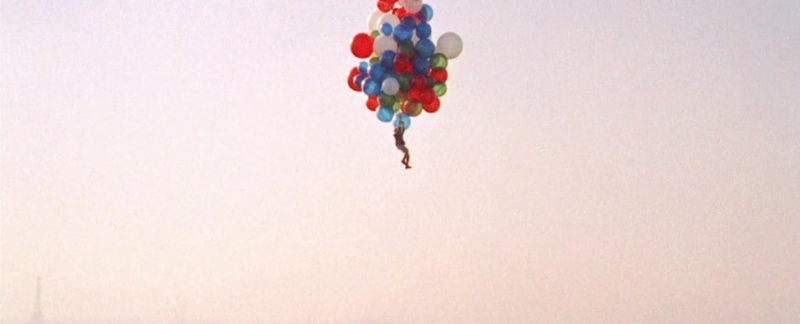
[
  {"left": 398, "top": 74, "right": 412, "bottom": 92},
  {"left": 400, "top": 43, "right": 417, "bottom": 57},
  {"left": 379, "top": 94, "right": 396, "bottom": 107},
  {"left": 369, "top": 57, "right": 380, "bottom": 64},
  {"left": 433, "top": 83, "right": 448, "bottom": 97},
  {"left": 431, "top": 54, "right": 448, "bottom": 69},
  {"left": 392, "top": 99, "right": 403, "bottom": 112},
  {"left": 371, "top": 30, "right": 381, "bottom": 39}
]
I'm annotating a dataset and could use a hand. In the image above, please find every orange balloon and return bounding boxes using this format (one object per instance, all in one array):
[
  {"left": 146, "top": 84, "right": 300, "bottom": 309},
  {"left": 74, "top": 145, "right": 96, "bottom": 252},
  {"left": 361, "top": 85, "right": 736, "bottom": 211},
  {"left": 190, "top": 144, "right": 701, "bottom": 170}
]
[{"left": 402, "top": 101, "right": 423, "bottom": 117}]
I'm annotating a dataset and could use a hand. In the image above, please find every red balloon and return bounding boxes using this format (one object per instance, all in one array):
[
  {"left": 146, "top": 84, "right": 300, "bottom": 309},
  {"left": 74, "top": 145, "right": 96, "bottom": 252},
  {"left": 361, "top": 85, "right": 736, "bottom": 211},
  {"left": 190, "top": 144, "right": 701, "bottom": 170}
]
[
  {"left": 408, "top": 87, "right": 423, "bottom": 101},
  {"left": 348, "top": 67, "right": 362, "bottom": 92},
  {"left": 412, "top": 75, "right": 434, "bottom": 89},
  {"left": 395, "top": 54, "right": 414, "bottom": 74},
  {"left": 377, "top": 0, "right": 395, "bottom": 12},
  {"left": 351, "top": 33, "right": 374, "bottom": 59},
  {"left": 423, "top": 97, "right": 440, "bottom": 113},
  {"left": 366, "top": 96, "right": 380, "bottom": 111},
  {"left": 430, "top": 68, "right": 448, "bottom": 83},
  {"left": 419, "top": 87, "right": 437, "bottom": 105},
  {"left": 393, "top": 7, "right": 408, "bottom": 19}
]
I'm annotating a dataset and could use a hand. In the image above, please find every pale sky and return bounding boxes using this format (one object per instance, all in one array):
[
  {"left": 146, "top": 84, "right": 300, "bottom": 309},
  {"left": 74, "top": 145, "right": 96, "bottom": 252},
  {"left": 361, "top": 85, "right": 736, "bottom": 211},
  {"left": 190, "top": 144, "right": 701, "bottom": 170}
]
[{"left": 2, "top": 1, "right": 799, "bottom": 323}]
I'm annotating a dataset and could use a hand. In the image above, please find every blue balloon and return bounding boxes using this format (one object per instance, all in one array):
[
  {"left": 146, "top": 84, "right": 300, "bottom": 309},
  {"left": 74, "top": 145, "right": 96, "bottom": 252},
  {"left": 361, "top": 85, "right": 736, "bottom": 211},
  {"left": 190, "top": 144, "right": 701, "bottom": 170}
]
[
  {"left": 401, "top": 17, "right": 418, "bottom": 28},
  {"left": 393, "top": 113, "right": 412, "bottom": 129},
  {"left": 418, "top": 5, "right": 434, "bottom": 22},
  {"left": 416, "top": 22, "right": 432, "bottom": 39},
  {"left": 414, "top": 57, "right": 431, "bottom": 75},
  {"left": 416, "top": 39, "right": 436, "bottom": 58},
  {"left": 381, "top": 23, "right": 394, "bottom": 36},
  {"left": 356, "top": 74, "right": 367, "bottom": 88},
  {"left": 368, "top": 64, "right": 386, "bottom": 81},
  {"left": 393, "top": 25, "right": 413, "bottom": 43},
  {"left": 377, "top": 107, "right": 395, "bottom": 122},
  {"left": 359, "top": 61, "right": 369, "bottom": 75},
  {"left": 364, "top": 78, "right": 382, "bottom": 96},
  {"left": 381, "top": 50, "right": 397, "bottom": 69}
]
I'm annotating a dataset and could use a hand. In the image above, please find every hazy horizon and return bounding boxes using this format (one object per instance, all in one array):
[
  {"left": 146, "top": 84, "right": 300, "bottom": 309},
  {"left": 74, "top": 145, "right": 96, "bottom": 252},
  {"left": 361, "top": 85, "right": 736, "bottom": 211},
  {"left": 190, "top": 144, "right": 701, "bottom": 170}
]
[{"left": 2, "top": 1, "right": 799, "bottom": 323}]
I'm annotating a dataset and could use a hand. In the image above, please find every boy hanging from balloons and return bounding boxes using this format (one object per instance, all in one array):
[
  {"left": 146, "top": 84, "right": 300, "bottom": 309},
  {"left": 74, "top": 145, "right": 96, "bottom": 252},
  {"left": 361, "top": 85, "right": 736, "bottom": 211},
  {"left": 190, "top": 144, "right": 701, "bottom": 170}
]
[
  {"left": 348, "top": 0, "right": 463, "bottom": 169},
  {"left": 394, "top": 120, "right": 411, "bottom": 169}
]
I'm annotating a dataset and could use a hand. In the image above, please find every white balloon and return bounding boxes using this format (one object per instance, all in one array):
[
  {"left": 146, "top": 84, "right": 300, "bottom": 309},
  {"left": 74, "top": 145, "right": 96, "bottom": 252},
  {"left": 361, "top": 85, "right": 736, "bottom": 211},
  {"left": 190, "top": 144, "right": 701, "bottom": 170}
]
[
  {"left": 436, "top": 32, "right": 463, "bottom": 59},
  {"left": 382, "top": 77, "right": 400, "bottom": 95},
  {"left": 368, "top": 11, "right": 384, "bottom": 31},
  {"left": 403, "top": 0, "right": 424, "bottom": 14},
  {"left": 374, "top": 35, "right": 398, "bottom": 56},
  {"left": 378, "top": 13, "right": 401, "bottom": 29}
]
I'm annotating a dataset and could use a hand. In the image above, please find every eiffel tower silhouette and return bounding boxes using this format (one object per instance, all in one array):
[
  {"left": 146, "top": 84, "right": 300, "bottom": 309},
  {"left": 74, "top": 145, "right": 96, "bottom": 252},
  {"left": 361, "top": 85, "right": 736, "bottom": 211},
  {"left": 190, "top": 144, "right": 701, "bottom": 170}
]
[{"left": 30, "top": 276, "right": 43, "bottom": 324}]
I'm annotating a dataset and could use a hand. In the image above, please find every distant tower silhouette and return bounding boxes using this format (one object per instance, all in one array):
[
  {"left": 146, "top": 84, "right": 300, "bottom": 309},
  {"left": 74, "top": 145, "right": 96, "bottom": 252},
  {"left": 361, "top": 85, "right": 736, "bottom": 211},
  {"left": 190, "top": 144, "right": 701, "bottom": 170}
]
[{"left": 30, "top": 276, "right": 43, "bottom": 324}]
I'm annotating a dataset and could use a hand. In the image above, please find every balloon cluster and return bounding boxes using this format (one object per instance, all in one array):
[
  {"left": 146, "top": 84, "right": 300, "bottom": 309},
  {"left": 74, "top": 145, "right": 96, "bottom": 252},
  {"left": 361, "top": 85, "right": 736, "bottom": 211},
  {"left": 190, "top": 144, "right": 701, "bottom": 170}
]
[{"left": 348, "top": 0, "right": 463, "bottom": 129}]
